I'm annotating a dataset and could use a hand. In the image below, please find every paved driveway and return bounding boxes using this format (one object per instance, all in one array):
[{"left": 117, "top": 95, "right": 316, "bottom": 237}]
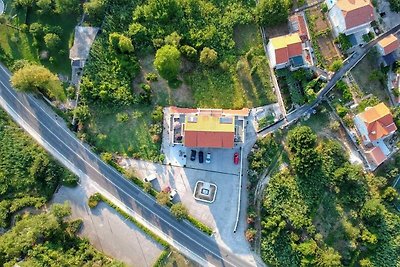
[
  {"left": 52, "top": 180, "right": 164, "bottom": 267},
  {"left": 125, "top": 159, "right": 256, "bottom": 263},
  {"left": 184, "top": 147, "right": 241, "bottom": 174}
]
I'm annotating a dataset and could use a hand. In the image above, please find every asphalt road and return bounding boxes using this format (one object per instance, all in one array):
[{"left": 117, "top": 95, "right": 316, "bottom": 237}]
[
  {"left": 258, "top": 23, "right": 400, "bottom": 137},
  {"left": 0, "top": 64, "right": 254, "bottom": 267}
]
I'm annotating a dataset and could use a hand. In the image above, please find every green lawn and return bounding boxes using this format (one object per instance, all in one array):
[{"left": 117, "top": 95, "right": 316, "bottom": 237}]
[
  {"left": 351, "top": 50, "right": 391, "bottom": 105},
  {"left": 0, "top": 25, "right": 39, "bottom": 63},
  {"left": 87, "top": 105, "right": 162, "bottom": 162}
]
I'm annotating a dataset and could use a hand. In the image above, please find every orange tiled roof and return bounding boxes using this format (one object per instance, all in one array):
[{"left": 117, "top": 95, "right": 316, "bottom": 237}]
[
  {"left": 367, "top": 146, "right": 387, "bottom": 166},
  {"left": 290, "top": 15, "right": 309, "bottom": 41},
  {"left": 184, "top": 131, "right": 234, "bottom": 148},
  {"left": 378, "top": 34, "right": 399, "bottom": 55},
  {"left": 336, "top": 0, "right": 375, "bottom": 30},
  {"left": 269, "top": 33, "right": 302, "bottom": 65},
  {"left": 359, "top": 103, "right": 397, "bottom": 141}
]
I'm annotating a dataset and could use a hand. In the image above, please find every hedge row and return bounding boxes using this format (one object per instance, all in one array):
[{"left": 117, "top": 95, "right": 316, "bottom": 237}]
[{"left": 187, "top": 215, "right": 213, "bottom": 236}]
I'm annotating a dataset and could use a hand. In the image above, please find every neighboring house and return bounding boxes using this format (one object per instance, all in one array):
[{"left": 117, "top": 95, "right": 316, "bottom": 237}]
[
  {"left": 354, "top": 102, "right": 397, "bottom": 166},
  {"left": 377, "top": 34, "right": 399, "bottom": 66},
  {"left": 267, "top": 33, "right": 305, "bottom": 69},
  {"left": 168, "top": 107, "right": 249, "bottom": 148},
  {"left": 289, "top": 14, "right": 309, "bottom": 42},
  {"left": 0, "top": 0, "right": 4, "bottom": 15},
  {"left": 69, "top": 26, "right": 99, "bottom": 69},
  {"left": 326, "top": 0, "right": 375, "bottom": 37}
]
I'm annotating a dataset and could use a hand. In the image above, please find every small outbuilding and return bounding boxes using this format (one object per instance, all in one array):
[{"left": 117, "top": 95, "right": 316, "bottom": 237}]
[
  {"left": 0, "top": 0, "right": 5, "bottom": 15},
  {"left": 69, "top": 26, "right": 99, "bottom": 69}
]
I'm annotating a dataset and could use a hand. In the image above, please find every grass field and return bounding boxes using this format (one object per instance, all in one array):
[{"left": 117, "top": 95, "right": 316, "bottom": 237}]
[
  {"left": 87, "top": 105, "right": 162, "bottom": 161},
  {"left": 351, "top": 50, "right": 390, "bottom": 105}
]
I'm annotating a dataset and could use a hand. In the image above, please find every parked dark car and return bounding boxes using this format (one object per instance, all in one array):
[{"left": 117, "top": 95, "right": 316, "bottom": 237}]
[
  {"left": 190, "top": 150, "right": 196, "bottom": 161},
  {"left": 198, "top": 151, "right": 204, "bottom": 163}
]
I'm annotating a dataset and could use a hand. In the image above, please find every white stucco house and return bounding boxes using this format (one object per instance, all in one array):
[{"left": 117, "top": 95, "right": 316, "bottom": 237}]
[
  {"left": 354, "top": 103, "right": 397, "bottom": 166},
  {"left": 267, "top": 33, "right": 305, "bottom": 70},
  {"left": 326, "top": 0, "right": 375, "bottom": 37}
]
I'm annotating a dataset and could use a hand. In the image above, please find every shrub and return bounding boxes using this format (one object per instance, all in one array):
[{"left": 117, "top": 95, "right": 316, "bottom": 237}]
[
  {"left": 336, "top": 104, "right": 348, "bottom": 118},
  {"left": 245, "top": 228, "right": 257, "bottom": 242},
  {"left": 88, "top": 193, "right": 101, "bottom": 208},
  {"left": 187, "top": 216, "right": 213, "bottom": 235},
  {"left": 145, "top": 72, "right": 158, "bottom": 82},
  {"left": 329, "top": 60, "right": 343, "bottom": 72},
  {"left": 143, "top": 182, "right": 152, "bottom": 193},
  {"left": 116, "top": 112, "right": 129, "bottom": 122},
  {"left": 180, "top": 45, "right": 197, "bottom": 61},
  {"left": 44, "top": 33, "right": 61, "bottom": 50},
  {"left": 200, "top": 47, "right": 218, "bottom": 67},
  {"left": 154, "top": 45, "right": 181, "bottom": 81},
  {"left": 170, "top": 203, "right": 188, "bottom": 220},
  {"left": 151, "top": 106, "right": 164, "bottom": 123},
  {"left": 101, "top": 152, "right": 113, "bottom": 163},
  {"left": 156, "top": 191, "right": 170, "bottom": 206},
  {"left": 321, "top": 3, "right": 328, "bottom": 13}
]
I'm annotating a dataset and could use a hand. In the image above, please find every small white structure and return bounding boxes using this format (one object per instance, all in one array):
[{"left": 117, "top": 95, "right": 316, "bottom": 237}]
[
  {"left": 193, "top": 181, "right": 217, "bottom": 204},
  {"left": 326, "top": 0, "right": 375, "bottom": 37},
  {"left": 0, "top": 0, "right": 5, "bottom": 15}
]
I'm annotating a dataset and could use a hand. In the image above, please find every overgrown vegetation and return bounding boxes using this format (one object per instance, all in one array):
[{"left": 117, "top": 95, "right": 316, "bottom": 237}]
[
  {"left": 0, "top": 108, "right": 117, "bottom": 266},
  {"left": 0, "top": 203, "right": 122, "bottom": 266},
  {"left": 277, "top": 68, "right": 324, "bottom": 108},
  {"left": 78, "top": 0, "right": 278, "bottom": 161},
  {"left": 246, "top": 134, "right": 281, "bottom": 243},
  {"left": 260, "top": 126, "right": 400, "bottom": 266},
  {"left": 0, "top": 108, "right": 78, "bottom": 229}
]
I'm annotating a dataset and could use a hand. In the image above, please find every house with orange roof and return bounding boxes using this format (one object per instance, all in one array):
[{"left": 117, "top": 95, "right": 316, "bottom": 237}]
[
  {"left": 376, "top": 34, "right": 399, "bottom": 66},
  {"left": 289, "top": 14, "right": 309, "bottom": 42},
  {"left": 326, "top": 0, "right": 375, "bottom": 38},
  {"left": 354, "top": 102, "right": 397, "bottom": 166},
  {"left": 267, "top": 33, "right": 305, "bottom": 69},
  {"left": 168, "top": 107, "right": 249, "bottom": 148}
]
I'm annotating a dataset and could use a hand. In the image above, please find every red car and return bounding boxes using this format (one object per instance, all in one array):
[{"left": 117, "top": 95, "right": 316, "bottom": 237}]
[{"left": 233, "top": 152, "right": 239, "bottom": 165}]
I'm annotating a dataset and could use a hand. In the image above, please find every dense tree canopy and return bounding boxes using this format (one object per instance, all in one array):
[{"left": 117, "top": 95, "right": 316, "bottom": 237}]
[
  {"left": 389, "top": 0, "right": 400, "bottom": 12},
  {"left": 259, "top": 126, "right": 400, "bottom": 266},
  {"left": 55, "top": 0, "right": 81, "bottom": 14},
  {"left": 0, "top": 203, "right": 122, "bottom": 266},
  {"left": 255, "top": 0, "right": 290, "bottom": 27},
  {"left": 0, "top": 109, "right": 77, "bottom": 228},
  {"left": 10, "top": 63, "right": 66, "bottom": 101},
  {"left": 83, "top": 0, "right": 107, "bottom": 22}
]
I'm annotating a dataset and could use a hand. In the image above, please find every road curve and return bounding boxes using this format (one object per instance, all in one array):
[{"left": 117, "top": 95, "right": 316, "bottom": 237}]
[{"left": 0, "top": 63, "right": 255, "bottom": 267}]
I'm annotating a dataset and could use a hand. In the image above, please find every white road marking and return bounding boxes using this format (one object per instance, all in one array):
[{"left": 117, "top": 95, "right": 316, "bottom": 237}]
[{"left": 0, "top": 74, "right": 235, "bottom": 267}]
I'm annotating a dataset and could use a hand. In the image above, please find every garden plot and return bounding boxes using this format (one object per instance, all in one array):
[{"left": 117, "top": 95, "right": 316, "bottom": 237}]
[
  {"left": 318, "top": 34, "right": 341, "bottom": 65},
  {"left": 307, "top": 6, "right": 341, "bottom": 67}
]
